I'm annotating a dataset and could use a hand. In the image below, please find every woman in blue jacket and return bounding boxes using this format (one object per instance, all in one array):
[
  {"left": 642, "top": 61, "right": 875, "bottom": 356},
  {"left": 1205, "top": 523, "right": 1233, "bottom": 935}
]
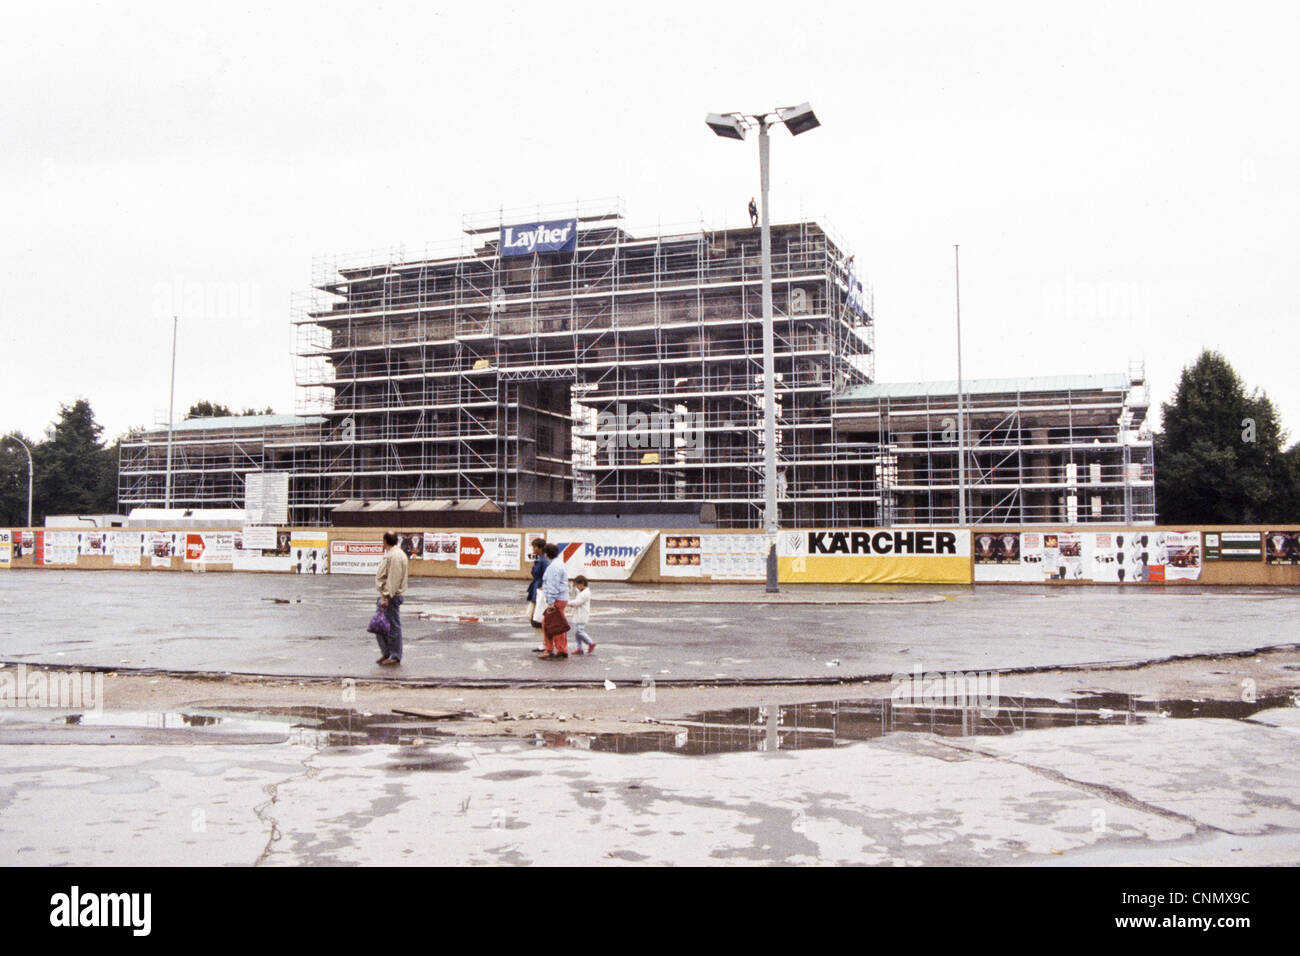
[{"left": 526, "top": 538, "right": 548, "bottom": 631}]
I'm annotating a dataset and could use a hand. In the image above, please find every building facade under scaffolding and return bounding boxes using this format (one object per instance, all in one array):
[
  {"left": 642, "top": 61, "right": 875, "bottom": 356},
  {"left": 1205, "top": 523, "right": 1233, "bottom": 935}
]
[
  {"left": 117, "top": 414, "right": 324, "bottom": 513},
  {"left": 288, "top": 201, "right": 877, "bottom": 527},
  {"left": 116, "top": 200, "right": 1157, "bottom": 528},
  {"left": 833, "top": 371, "right": 1156, "bottom": 526}
]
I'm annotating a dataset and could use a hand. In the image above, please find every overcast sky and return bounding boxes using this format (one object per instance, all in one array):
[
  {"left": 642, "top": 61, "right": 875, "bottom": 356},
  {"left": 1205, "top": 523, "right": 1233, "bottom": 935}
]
[{"left": 4, "top": 1, "right": 1298, "bottom": 444}]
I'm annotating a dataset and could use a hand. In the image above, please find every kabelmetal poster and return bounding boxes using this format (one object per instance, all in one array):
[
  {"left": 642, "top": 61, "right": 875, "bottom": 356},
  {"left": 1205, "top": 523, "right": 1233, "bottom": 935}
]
[{"left": 329, "top": 540, "right": 385, "bottom": 575}]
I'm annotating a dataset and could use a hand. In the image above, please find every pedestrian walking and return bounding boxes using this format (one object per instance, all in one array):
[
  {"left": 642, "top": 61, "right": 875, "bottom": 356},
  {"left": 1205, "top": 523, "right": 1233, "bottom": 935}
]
[
  {"left": 568, "top": 575, "right": 595, "bottom": 654},
  {"left": 374, "top": 531, "right": 409, "bottom": 665},
  {"left": 525, "top": 537, "right": 548, "bottom": 633},
  {"left": 538, "top": 542, "right": 570, "bottom": 659}
]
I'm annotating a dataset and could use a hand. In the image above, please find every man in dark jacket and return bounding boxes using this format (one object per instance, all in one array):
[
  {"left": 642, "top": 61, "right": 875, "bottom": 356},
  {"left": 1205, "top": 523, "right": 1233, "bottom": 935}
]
[{"left": 526, "top": 538, "right": 548, "bottom": 634}]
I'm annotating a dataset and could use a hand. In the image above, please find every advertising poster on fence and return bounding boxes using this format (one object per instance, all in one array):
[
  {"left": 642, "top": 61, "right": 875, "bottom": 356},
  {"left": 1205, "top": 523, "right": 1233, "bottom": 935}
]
[
  {"left": 661, "top": 534, "right": 703, "bottom": 576},
  {"left": 1265, "top": 531, "right": 1300, "bottom": 565},
  {"left": 1055, "top": 533, "right": 1085, "bottom": 580},
  {"left": 184, "top": 532, "right": 235, "bottom": 566},
  {"left": 396, "top": 533, "right": 425, "bottom": 559},
  {"left": 290, "top": 533, "right": 329, "bottom": 574},
  {"left": 705, "top": 534, "right": 766, "bottom": 580},
  {"left": 43, "top": 531, "right": 79, "bottom": 566},
  {"left": 976, "top": 529, "right": 1202, "bottom": 583},
  {"left": 546, "top": 529, "right": 656, "bottom": 581},
  {"left": 0, "top": 530, "right": 10, "bottom": 569},
  {"left": 974, "top": 531, "right": 1027, "bottom": 582},
  {"left": 457, "top": 533, "right": 521, "bottom": 572},
  {"left": 329, "top": 540, "right": 385, "bottom": 575},
  {"left": 425, "top": 532, "right": 459, "bottom": 561},
  {"left": 778, "top": 529, "right": 971, "bottom": 585},
  {"left": 232, "top": 531, "right": 293, "bottom": 572},
  {"left": 1154, "top": 531, "right": 1201, "bottom": 581},
  {"left": 1088, "top": 530, "right": 1143, "bottom": 583},
  {"left": 150, "top": 532, "right": 173, "bottom": 567},
  {"left": 109, "top": 531, "right": 143, "bottom": 567},
  {"left": 78, "top": 531, "right": 108, "bottom": 556},
  {"left": 1205, "top": 531, "right": 1262, "bottom": 562},
  {"left": 241, "top": 526, "right": 279, "bottom": 551}
]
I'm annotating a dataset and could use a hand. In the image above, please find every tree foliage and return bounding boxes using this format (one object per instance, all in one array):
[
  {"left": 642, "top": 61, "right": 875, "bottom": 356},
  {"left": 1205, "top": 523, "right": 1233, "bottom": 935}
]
[
  {"left": 1155, "top": 351, "right": 1295, "bottom": 524},
  {"left": 30, "top": 400, "right": 118, "bottom": 521},
  {"left": 186, "top": 401, "right": 275, "bottom": 418},
  {"left": 0, "top": 432, "right": 37, "bottom": 525},
  {"left": 186, "top": 400, "right": 234, "bottom": 419}
]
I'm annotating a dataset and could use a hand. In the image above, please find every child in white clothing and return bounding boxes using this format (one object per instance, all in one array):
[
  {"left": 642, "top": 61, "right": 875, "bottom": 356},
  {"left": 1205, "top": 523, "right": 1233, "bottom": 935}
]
[{"left": 568, "top": 575, "right": 595, "bottom": 654}]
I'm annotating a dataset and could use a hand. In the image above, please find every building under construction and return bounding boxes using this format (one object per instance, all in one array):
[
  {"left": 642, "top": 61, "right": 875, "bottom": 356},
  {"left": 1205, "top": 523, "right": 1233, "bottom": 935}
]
[
  {"left": 287, "top": 200, "right": 876, "bottom": 527},
  {"left": 117, "top": 414, "right": 324, "bottom": 514},
  {"left": 118, "top": 201, "right": 1156, "bottom": 527},
  {"left": 833, "top": 371, "right": 1155, "bottom": 525}
]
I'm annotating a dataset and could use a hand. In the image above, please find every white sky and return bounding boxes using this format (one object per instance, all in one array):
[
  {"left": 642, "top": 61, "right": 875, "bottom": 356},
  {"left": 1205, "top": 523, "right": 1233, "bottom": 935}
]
[{"left": 3, "top": 1, "right": 1298, "bottom": 443}]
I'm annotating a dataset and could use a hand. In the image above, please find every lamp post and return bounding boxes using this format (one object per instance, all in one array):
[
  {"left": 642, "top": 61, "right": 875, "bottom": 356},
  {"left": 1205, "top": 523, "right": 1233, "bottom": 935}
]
[
  {"left": 706, "top": 103, "right": 820, "bottom": 594},
  {"left": 954, "top": 244, "right": 966, "bottom": 526},
  {"left": 5, "top": 436, "right": 33, "bottom": 528}
]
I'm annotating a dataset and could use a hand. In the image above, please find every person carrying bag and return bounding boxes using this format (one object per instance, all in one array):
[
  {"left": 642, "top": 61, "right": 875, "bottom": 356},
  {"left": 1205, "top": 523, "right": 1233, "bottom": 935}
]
[
  {"left": 373, "top": 531, "right": 409, "bottom": 666},
  {"left": 525, "top": 538, "right": 548, "bottom": 631},
  {"left": 537, "top": 542, "right": 570, "bottom": 659}
]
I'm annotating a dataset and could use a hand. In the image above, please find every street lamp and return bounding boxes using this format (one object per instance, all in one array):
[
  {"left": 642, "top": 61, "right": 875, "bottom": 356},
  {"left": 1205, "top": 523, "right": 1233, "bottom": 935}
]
[
  {"left": 706, "top": 102, "right": 821, "bottom": 594},
  {"left": 954, "top": 244, "right": 966, "bottom": 526},
  {"left": 4, "top": 435, "right": 33, "bottom": 528}
]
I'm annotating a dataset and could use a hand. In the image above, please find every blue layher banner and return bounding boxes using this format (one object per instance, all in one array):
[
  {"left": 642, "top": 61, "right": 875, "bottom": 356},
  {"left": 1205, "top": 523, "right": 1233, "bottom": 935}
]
[{"left": 499, "top": 219, "right": 578, "bottom": 257}]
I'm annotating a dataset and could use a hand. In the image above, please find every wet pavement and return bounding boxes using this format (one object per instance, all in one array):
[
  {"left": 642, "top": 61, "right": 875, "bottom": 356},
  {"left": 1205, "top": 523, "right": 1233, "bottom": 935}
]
[
  {"left": 2, "top": 696, "right": 1297, "bottom": 865},
  {"left": 3, "top": 571, "right": 1300, "bottom": 683}
]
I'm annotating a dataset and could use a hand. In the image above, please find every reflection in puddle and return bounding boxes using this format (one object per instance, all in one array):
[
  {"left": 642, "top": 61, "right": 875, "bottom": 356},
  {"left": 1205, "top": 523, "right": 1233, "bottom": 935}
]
[
  {"left": 621, "top": 693, "right": 1298, "bottom": 756},
  {"left": 44, "top": 692, "right": 1298, "bottom": 757}
]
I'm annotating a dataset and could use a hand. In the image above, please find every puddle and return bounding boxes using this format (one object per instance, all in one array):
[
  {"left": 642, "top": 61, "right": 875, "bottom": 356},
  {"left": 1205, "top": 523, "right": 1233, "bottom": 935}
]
[
  {"left": 50, "top": 706, "right": 473, "bottom": 748},
  {"left": 625, "top": 692, "right": 1300, "bottom": 756},
  {"left": 36, "top": 691, "right": 1299, "bottom": 757},
  {"left": 418, "top": 604, "right": 630, "bottom": 625}
]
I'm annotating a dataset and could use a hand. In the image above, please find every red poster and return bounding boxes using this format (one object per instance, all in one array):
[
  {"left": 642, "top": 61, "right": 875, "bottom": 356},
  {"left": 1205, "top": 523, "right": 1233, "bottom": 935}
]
[{"left": 458, "top": 536, "right": 483, "bottom": 567}]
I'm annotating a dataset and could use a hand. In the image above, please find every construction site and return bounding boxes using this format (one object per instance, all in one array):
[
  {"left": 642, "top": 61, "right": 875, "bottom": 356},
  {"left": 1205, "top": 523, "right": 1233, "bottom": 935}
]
[{"left": 117, "top": 200, "right": 1155, "bottom": 528}]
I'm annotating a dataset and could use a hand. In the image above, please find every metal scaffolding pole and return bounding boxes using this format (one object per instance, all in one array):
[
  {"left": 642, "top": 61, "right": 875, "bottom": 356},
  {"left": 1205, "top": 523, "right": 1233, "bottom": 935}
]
[{"left": 165, "top": 315, "right": 177, "bottom": 509}]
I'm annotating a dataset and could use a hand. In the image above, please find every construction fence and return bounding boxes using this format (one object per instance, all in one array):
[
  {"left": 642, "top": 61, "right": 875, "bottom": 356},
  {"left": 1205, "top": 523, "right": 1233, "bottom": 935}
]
[{"left": 1, "top": 527, "right": 1298, "bottom": 586}]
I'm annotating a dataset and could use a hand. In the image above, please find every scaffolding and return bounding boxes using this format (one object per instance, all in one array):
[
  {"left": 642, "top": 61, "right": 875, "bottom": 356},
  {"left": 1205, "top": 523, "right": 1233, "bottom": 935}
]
[
  {"left": 286, "top": 201, "right": 877, "bottom": 527},
  {"left": 114, "top": 201, "right": 1159, "bottom": 529},
  {"left": 832, "top": 369, "right": 1157, "bottom": 525},
  {"left": 117, "top": 414, "right": 325, "bottom": 512}
]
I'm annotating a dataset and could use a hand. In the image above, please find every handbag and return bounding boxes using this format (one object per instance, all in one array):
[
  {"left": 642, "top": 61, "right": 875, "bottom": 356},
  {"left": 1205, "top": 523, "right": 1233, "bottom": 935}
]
[
  {"left": 542, "top": 605, "right": 570, "bottom": 638},
  {"left": 367, "top": 607, "right": 391, "bottom": 637}
]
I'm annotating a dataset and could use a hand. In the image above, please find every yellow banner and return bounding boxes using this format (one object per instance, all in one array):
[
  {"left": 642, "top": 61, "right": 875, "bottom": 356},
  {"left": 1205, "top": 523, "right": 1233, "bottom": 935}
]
[{"left": 779, "top": 555, "right": 971, "bottom": 585}]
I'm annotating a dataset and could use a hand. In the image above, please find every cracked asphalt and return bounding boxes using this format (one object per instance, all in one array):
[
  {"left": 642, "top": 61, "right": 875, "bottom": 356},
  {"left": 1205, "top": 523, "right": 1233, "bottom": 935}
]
[
  {"left": 3, "top": 571, "right": 1299, "bottom": 865},
  {"left": 4, "top": 571, "right": 1300, "bottom": 682},
  {"left": 1, "top": 703, "right": 1297, "bottom": 865}
]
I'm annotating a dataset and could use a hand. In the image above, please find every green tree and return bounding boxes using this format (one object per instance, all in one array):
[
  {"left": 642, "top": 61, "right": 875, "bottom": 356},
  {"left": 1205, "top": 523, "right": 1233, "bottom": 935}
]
[
  {"left": 32, "top": 400, "right": 118, "bottom": 520},
  {"left": 1281, "top": 443, "right": 1300, "bottom": 519},
  {"left": 0, "top": 432, "right": 38, "bottom": 525},
  {"left": 1155, "top": 351, "right": 1290, "bottom": 523},
  {"left": 240, "top": 406, "right": 276, "bottom": 416},
  {"left": 186, "top": 400, "right": 234, "bottom": 419}
]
